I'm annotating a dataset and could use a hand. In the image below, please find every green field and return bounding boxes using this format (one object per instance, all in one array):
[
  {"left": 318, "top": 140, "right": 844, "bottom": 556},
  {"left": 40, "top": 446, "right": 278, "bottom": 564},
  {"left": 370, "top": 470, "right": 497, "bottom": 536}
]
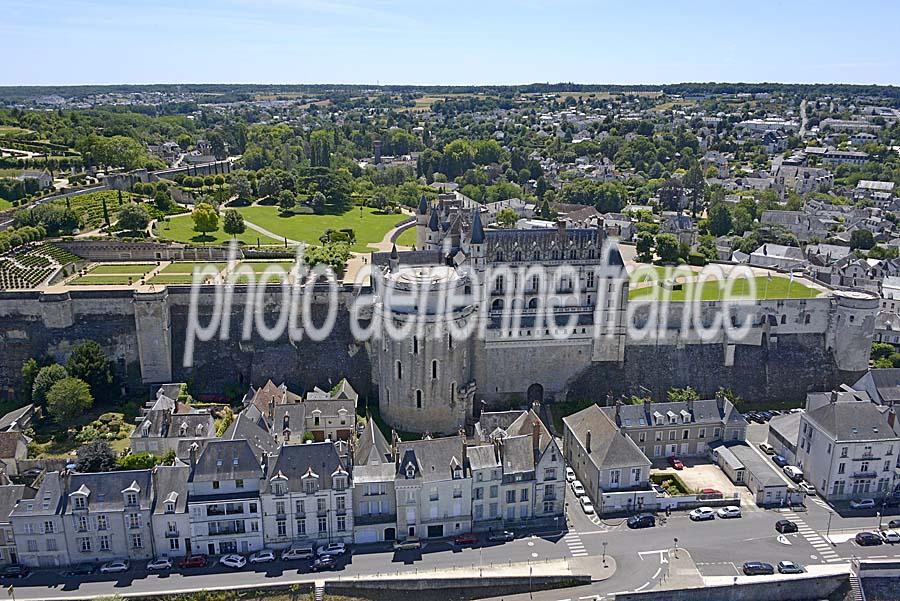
[
  {"left": 629, "top": 275, "right": 820, "bottom": 301},
  {"left": 147, "top": 274, "right": 210, "bottom": 285},
  {"left": 158, "top": 213, "right": 282, "bottom": 246},
  {"left": 234, "top": 206, "right": 402, "bottom": 252},
  {"left": 0, "top": 199, "right": 11, "bottom": 211},
  {"left": 87, "top": 263, "right": 156, "bottom": 275},
  {"left": 157, "top": 262, "right": 225, "bottom": 274},
  {"left": 70, "top": 274, "right": 142, "bottom": 286},
  {"left": 395, "top": 225, "right": 416, "bottom": 248}
]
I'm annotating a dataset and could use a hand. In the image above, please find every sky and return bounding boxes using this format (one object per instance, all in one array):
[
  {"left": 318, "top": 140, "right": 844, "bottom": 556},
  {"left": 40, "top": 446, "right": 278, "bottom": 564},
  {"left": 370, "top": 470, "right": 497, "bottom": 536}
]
[{"left": 2, "top": 0, "right": 899, "bottom": 87}]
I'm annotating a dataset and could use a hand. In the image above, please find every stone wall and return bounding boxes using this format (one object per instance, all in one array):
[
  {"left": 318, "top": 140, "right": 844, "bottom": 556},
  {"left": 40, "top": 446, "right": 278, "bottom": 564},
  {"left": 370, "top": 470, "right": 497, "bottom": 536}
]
[{"left": 612, "top": 574, "right": 848, "bottom": 601}]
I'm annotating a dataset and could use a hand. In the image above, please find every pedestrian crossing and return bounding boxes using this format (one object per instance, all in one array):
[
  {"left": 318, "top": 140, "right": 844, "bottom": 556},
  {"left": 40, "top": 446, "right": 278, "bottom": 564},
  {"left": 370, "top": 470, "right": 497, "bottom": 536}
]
[
  {"left": 564, "top": 530, "right": 588, "bottom": 557},
  {"left": 806, "top": 496, "right": 831, "bottom": 511},
  {"left": 783, "top": 510, "right": 843, "bottom": 563}
]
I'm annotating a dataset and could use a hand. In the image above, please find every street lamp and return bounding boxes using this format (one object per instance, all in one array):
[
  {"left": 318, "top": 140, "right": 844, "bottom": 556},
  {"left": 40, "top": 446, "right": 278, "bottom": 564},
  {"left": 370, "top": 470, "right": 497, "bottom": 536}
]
[
  {"left": 826, "top": 510, "right": 834, "bottom": 545},
  {"left": 673, "top": 537, "right": 679, "bottom": 559},
  {"left": 602, "top": 541, "right": 608, "bottom": 567}
]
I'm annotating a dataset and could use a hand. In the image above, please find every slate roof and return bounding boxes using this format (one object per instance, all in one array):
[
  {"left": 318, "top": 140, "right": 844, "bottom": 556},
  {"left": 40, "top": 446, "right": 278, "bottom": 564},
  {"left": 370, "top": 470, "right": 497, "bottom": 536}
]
[
  {"left": 867, "top": 369, "right": 900, "bottom": 404},
  {"left": 725, "top": 442, "right": 788, "bottom": 488},
  {"left": 263, "top": 442, "right": 347, "bottom": 493},
  {"left": 563, "top": 405, "right": 650, "bottom": 470},
  {"left": 190, "top": 439, "right": 262, "bottom": 482},
  {"left": 0, "top": 432, "right": 25, "bottom": 459},
  {"left": 0, "top": 404, "right": 33, "bottom": 432},
  {"left": 152, "top": 464, "right": 189, "bottom": 514},
  {"left": 223, "top": 407, "right": 277, "bottom": 460},
  {"left": 768, "top": 413, "right": 802, "bottom": 448},
  {"left": 601, "top": 398, "right": 745, "bottom": 428},
  {"left": 0, "top": 485, "right": 33, "bottom": 523},
  {"left": 353, "top": 419, "right": 391, "bottom": 467},
  {"left": 396, "top": 436, "right": 467, "bottom": 482},
  {"left": 467, "top": 444, "right": 500, "bottom": 471},
  {"left": 11, "top": 471, "right": 63, "bottom": 517},
  {"left": 499, "top": 435, "right": 535, "bottom": 475},
  {"left": 64, "top": 469, "right": 154, "bottom": 513},
  {"left": 805, "top": 400, "right": 898, "bottom": 442}
]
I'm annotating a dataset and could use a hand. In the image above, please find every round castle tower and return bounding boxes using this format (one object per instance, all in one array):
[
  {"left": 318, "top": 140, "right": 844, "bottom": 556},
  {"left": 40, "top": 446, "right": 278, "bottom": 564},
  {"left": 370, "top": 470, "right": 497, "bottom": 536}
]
[
  {"left": 375, "top": 258, "right": 476, "bottom": 435},
  {"left": 828, "top": 288, "right": 880, "bottom": 373},
  {"left": 415, "top": 194, "right": 429, "bottom": 250}
]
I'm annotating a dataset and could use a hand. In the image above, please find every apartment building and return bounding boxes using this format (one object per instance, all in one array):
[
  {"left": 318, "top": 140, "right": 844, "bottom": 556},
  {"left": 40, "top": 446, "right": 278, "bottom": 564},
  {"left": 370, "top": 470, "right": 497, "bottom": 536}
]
[{"left": 352, "top": 421, "right": 397, "bottom": 544}]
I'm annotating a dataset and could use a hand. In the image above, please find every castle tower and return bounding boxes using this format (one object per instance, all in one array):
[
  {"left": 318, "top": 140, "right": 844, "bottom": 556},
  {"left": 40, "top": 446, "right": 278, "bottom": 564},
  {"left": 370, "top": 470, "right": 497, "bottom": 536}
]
[
  {"left": 375, "top": 264, "right": 476, "bottom": 434},
  {"left": 425, "top": 206, "right": 441, "bottom": 251},
  {"left": 468, "top": 208, "right": 486, "bottom": 270},
  {"left": 828, "top": 289, "right": 879, "bottom": 373},
  {"left": 415, "top": 195, "right": 429, "bottom": 250}
]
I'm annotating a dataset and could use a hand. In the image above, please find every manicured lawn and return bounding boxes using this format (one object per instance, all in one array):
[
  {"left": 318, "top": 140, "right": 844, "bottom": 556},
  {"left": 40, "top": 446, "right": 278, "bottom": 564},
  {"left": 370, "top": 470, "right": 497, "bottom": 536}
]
[
  {"left": 395, "top": 225, "right": 417, "bottom": 248},
  {"left": 157, "top": 262, "right": 225, "bottom": 274},
  {"left": 226, "top": 261, "right": 297, "bottom": 284},
  {"left": 87, "top": 263, "right": 156, "bottom": 275},
  {"left": 69, "top": 274, "right": 142, "bottom": 286},
  {"left": 629, "top": 275, "right": 820, "bottom": 301},
  {"left": 235, "top": 206, "right": 403, "bottom": 252},
  {"left": 0, "top": 198, "right": 12, "bottom": 211},
  {"left": 236, "top": 261, "right": 298, "bottom": 273},
  {"left": 148, "top": 274, "right": 212, "bottom": 285},
  {"left": 157, "top": 213, "right": 282, "bottom": 247}
]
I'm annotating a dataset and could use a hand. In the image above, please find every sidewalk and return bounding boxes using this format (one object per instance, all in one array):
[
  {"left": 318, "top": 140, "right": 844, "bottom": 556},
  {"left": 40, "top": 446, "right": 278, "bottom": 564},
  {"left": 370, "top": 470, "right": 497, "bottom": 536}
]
[{"left": 654, "top": 549, "right": 704, "bottom": 590}]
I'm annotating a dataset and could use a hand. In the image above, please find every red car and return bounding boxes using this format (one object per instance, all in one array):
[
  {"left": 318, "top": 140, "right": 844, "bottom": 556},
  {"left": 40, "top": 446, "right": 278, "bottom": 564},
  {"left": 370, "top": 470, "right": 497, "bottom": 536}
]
[
  {"left": 668, "top": 457, "right": 684, "bottom": 470},
  {"left": 454, "top": 533, "right": 479, "bottom": 545},
  {"left": 178, "top": 555, "right": 209, "bottom": 569}
]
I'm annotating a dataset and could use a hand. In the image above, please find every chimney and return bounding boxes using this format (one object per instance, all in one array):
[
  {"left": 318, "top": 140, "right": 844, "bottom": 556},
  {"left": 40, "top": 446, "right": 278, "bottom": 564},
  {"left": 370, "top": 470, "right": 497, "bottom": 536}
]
[
  {"left": 830, "top": 390, "right": 838, "bottom": 404},
  {"left": 391, "top": 430, "right": 399, "bottom": 468},
  {"left": 189, "top": 442, "right": 198, "bottom": 470},
  {"left": 556, "top": 219, "right": 566, "bottom": 239},
  {"left": 532, "top": 419, "right": 541, "bottom": 453},
  {"left": 615, "top": 400, "right": 622, "bottom": 426},
  {"left": 532, "top": 398, "right": 541, "bottom": 416},
  {"left": 687, "top": 396, "right": 694, "bottom": 414},
  {"left": 586, "top": 430, "right": 592, "bottom": 454},
  {"left": 269, "top": 397, "right": 275, "bottom": 422},
  {"left": 459, "top": 428, "right": 467, "bottom": 466},
  {"left": 715, "top": 390, "right": 725, "bottom": 414},
  {"left": 889, "top": 408, "right": 896, "bottom": 430},
  {"left": 643, "top": 396, "right": 652, "bottom": 413}
]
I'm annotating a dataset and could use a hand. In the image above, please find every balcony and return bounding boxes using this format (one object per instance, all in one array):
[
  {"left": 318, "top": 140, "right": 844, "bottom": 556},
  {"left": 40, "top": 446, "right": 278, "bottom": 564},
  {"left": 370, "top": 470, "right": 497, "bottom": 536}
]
[
  {"left": 208, "top": 526, "right": 246, "bottom": 537},
  {"left": 852, "top": 471, "right": 878, "bottom": 479},
  {"left": 354, "top": 513, "right": 397, "bottom": 526},
  {"left": 165, "top": 530, "right": 180, "bottom": 538}
]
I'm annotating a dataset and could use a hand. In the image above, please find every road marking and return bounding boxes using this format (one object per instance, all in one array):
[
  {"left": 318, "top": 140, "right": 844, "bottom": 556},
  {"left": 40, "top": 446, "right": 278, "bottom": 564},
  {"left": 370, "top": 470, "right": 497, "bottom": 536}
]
[
  {"left": 635, "top": 582, "right": 650, "bottom": 591},
  {"left": 564, "top": 530, "right": 588, "bottom": 557},
  {"left": 782, "top": 511, "right": 841, "bottom": 562},
  {"left": 652, "top": 567, "right": 661, "bottom": 579}
]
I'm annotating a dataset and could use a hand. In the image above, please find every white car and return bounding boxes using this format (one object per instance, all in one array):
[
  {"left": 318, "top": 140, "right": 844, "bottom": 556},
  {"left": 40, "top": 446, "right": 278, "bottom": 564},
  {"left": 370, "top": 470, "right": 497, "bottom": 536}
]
[
  {"left": 571, "top": 480, "right": 586, "bottom": 496},
  {"left": 850, "top": 498, "right": 876, "bottom": 510},
  {"left": 716, "top": 506, "right": 742, "bottom": 519},
  {"left": 881, "top": 530, "right": 900, "bottom": 544},
  {"left": 281, "top": 546, "right": 315, "bottom": 561},
  {"left": 249, "top": 549, "right": 276, "bottom": 564},
  {"left": 799, "top": 481, "right": 816, "bottom": 496},
  {"left": 783, "top": 466, "right": 804, "bottom": 482},
  {"left": 689, "top": 507, "right": 716, "bottom": 521},
  {"left": 146, "top": 558, "right": 172, "bottom": 571},
  {"left": 565, "top": 467, "right": 576, "bottom": 483},
  {"left": 317, "top": 543, "right": 347, "bottom": 557},
  {"left": 100, "top": 560, "right": 129, "bottom": 574},
  {"left": 580, "top": 495, "right": 595, "bottom": 514},
  {"left": 219, "top": 554, "right": 247, "bottom": 569}
]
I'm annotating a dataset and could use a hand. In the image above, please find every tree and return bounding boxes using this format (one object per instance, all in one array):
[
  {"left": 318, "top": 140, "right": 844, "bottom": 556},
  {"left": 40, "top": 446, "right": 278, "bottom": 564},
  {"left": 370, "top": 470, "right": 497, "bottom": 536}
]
[
  {"left": 368, "top": 189, "right": 390, "bottom": 212},
  {"left": 667, "top": 386, "right": 700, "bottom": 403},
  {"left": 117, "top": 452, "right": 161, "bottom": 470},
  {"left": 655, "top": 233, "right": 680, "bottom": 264},
  {"left": 258, "top": 172, "right": 282, "bottom": 198},
  {"left": 20, "top": 358, "right": 40, "bottom": 403},
  {"left": 154, "top": 188, "right": 172, "bottom": 211},
  {"left": 636, "top": 231, "right": 655, "bottom": 263},
  {"left": 309, "top": 130, "right": 333, "bottom": 168},
  {"left": 850, "top": 229, "right": 875, "bottom": 251},
  {"left": 310, "top": 191, "right": 326, "bottom": 213},
  {"left": 101, "top": 197, "right": 110, "bottom": 227},
  {"left": 46, "top": 377, "right": 93, "bottom": 425},
  {"left": 277, "top": 189, "right": 296, "bottom": 211},
  {"left": 66, "top": 341, "right": 113, "bottom": 399},
  {"left": 32, "top": 363, "right": 67, "bottom": 406},
  {"left": 222, "top": 209, "right": 245, "bottom": 238},
  {"left": 191, "top": 203, "right": 219, "bottom": 239},
  {"left": 228, "top": 174, "right": 252, "bottom": 203},
  {"left": 682, "top": 163, "right": 707, "bottom": 217},
  {"left": 707, "top": 203, "right": 733, "bottom": 237},
  {"left": 116, "top": 202, "right": 150, "bottom": 232},
  {"left": 535, "top": 176, "right": 548, "bottom": 200},
  {"left": 76, "top": 439, "right": 117, "bottom": 473},
  {"left": 496, "top": 208, "right": 518, "bottom": 228}
]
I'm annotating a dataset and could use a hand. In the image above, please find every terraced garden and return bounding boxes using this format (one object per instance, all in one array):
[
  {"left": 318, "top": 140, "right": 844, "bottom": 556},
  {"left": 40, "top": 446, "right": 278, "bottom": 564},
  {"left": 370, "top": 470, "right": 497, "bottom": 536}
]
[
  {"left": 148, "top": 262, "right": 225, "bottom": 285},
  {"left": 157, "top": 213, "right": 281, "bottom": 246},
  {"left": 628, "top": 275, "right": 821, "bottom": 301},
  {"left": 69, "top": 263, "right": 156, "bottom": 286}
]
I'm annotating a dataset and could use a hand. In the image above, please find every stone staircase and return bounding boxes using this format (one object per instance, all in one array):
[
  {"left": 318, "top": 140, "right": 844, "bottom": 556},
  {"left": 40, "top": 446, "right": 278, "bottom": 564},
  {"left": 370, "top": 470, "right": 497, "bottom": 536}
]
[
  {"left": 314, "top": 580, "right": 325, "bottom": 601},
  {"left": 849, "top": 573, "right": 865, "bottom": 601}
]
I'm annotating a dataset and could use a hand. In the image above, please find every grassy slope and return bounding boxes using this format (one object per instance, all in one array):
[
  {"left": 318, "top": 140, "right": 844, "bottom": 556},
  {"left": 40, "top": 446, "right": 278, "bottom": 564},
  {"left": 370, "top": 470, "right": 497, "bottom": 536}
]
[{"left": 157, "top": 214, "right": 282, "bottom": 246}]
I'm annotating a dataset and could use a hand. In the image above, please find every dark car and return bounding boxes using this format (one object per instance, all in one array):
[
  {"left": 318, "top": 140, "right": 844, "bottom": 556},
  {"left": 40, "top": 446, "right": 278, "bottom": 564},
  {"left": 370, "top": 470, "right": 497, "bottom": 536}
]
[
  {"left": 454, "top": 532, "right": 479, "bottom": 545},
  {"left": 0, "top": 564, "right": 30, "bottom": 579},
  {"left": 889, "top": 519, "right": 900, "bottom": 529},
  {"left": 178, "top": 555, "right": 209, "bottom": 569},
  {"left": 775, "top": 519, "right": 798, "bottom": 534},
  {"left": 311, "top": 556, "right": 336, "bottom": 572},
  {"left": 63, "top": 563, "right": 97, "bottom": 577},
  {"left": 772, "top": 455, "right": 789, "bottom": 467},
  {"left": 778, "top": 561, "right": 805, "bottom": 574},
  {"left": 742, "top": 562, "right": 775, "bottom": 576},
  {"left": 627, "top": 514, "right": 656, "bottom": 529},
  {"left": 855, "top": 532, "right": 884, "bottom": 546},
  {"left": 488, "top": 530, "right": 515, "bottom": 542}
]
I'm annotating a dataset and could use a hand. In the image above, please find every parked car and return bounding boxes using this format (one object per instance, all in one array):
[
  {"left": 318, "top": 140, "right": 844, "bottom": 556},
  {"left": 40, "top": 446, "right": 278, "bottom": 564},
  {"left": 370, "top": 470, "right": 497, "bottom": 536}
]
[
  {"left": 668, "top": 456, "right": 684, "bottom": 470},
  {"left": 889, "top": 519, "right": 900, "bottom": 529},
  {"left": 249, "top": 549, "right": 276, "bottom": 564},
  {"left": 856, "top": 531, "right": 883, "bottom": 546},
  {"left": 777, "top": 561, "right": 805, "bottom": 574},
  {"left": 100, "top": 560, "right": 129, "bottom": 574},
  {"left": 627, "top": 514, "right": 656, "bottom": 529},
  {"left": 717, "top": 506, "right": 742, "bottom": 519},
  {"left": 699, "top": 488, "right": 722, "bottom": 496},
  {"left": 742, "top": 562, "right": 775, "bottom": 576},
  {"left": 799, "top": 482, "right": 816, "bottom": 496},
  {"left": 311, "top": 556, "right": 337, "bottom": 572},
  {"left": 772, "top": 455, "right": 789, "bottom": 467},
  {"left": 0, "top": 564, "right": 30, "bottom": 579},
  {"left": 454, "top": 532, "right": 479, "bottom": 546},
  {"left": 63, "top": 563, "right": 97, "bottom": 577},
  {"left": 146, "top": 558, "right": 172, "bottom": 572},
  {"left": 565, "top": 467, "right": 576, "bottom": 483},
  {"left": 881, "top": 530, "right": 900, "bottom": 544},
  {"left": 783, "top": 466, "right": 804, "bottom": 482},
  {"left": 317, "top": 543, "right": 347, "bottom": 557},
  {"left": 392, "top": 537, "right": 421, "bottom": 551},
  {"left": 689, "top": 507, "right": 716, "bottom": 521},
  {"left": 219, "top": 554, "right": 247, "bottom": 570},
  {"left": 789, "top": 408, "right": 805, "bottom": 414},
  {"left": 580, "top": 495, "right": 595, "bottom": 514},
  {"left": 488, "top": 530, "right": 515, "bottom": 542},
  {"left": 571, "top": 480, "right": 586, "bottom": 496},
  {"left": 775, "top": 519, "right": 798, "bottom": 534},
  {"left": 758, "top": 443, "right": 775, "bottom": 455},
  {"left": 282, "top": 546, "right": 315, "bottom": 560},
  {"left": 178, "top": 555, "right": 209, "bottom": 569},
  {"left": 851, "top": 498, "right": 876, "bottom": 510}
]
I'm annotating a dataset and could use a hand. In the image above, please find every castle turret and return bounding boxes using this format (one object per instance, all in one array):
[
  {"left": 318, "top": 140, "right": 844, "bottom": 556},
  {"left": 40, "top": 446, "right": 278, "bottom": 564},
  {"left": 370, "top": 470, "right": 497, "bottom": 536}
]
[
  {"left": 828, "top": 289, "right": 879, "bottom": 373},
  {"left": 415, "top": 195, "right": 429, "bottom": 250},
  {"left": 425, "top": 207, "right": 440, "bottom": 250},
  {"left": 468, "top": 209, "right": 486, "bottom": 269}
]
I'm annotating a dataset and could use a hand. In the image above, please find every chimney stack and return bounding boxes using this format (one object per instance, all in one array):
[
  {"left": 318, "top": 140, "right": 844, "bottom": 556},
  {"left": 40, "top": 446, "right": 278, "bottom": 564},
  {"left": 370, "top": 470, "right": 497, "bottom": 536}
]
[
  {"left": 189, "top": 442, "right": 198, "bottom": 470},
  {"left": 532, "top": 419, "right": 541, "bottom": 453},
  {"left": 715, "top": 390, "right": 725, "bottom": 413},
  {"left": 830, "top": 390, "right": 838, "bottom": 404},
  {"left": 889, "top": 408, "right": 896, "bottom": 431},
  {"left": 615, "top": 400, "right": 622, "bottom": 426},
  {"left": 586, "top": 430, "right": 592, "bottom": 454}
]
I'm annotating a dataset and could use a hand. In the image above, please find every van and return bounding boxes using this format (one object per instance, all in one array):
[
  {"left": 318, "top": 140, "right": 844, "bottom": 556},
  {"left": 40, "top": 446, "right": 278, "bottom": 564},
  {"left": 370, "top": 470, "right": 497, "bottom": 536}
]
[
  {"left": 783, "top": 466, "right": 803, "bottom": 482},
  {"left": 281, "top": 546, "right": 315, "bottom": 561}
]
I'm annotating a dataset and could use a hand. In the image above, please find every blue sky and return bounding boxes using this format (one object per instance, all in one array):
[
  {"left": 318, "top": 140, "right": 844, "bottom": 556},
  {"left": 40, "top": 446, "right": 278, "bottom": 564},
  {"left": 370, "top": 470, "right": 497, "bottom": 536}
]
[{"left": 2, "top": 0, "right": 898, "bottom": 86}]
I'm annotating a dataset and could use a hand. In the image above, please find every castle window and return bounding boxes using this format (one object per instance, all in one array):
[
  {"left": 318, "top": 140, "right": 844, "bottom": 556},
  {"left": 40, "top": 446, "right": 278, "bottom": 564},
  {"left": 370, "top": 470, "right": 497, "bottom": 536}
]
[
  {"left": 570, "top": 249, "right": 577, "bottom": 259},
  {"left": 491, "top": 298, "right": 504, "bottom": 311},
  {"left": 496, "top": 251, "right": 504, "bottom": 262},
  {"left": 586, "top": 272, "right": 594, "bottom": 288},
  {"left": 397, "top": 361, "right": 402, "bottom": 380},
  {"left": 416, "top": 390, "right": 423, "bottom": 409},
  {"left": 780, "top": 315, "right": 786, "bottom": 325},
  {"left": 805, "top": 314, "right": 811, "bottom": 324},
  {"left": 552, "top": 250, "right": 559, "bottom": 260},
  {"left": 494, "top": 275, "right": 505, "bottom": 293},
  {"left": 413, "top": 337, "right": 418, "bottom": 354},
  {"left": 432, "top": 360, "right": 438, "bottom": 379},
  {"left": 533, "top": 251, "right": 540, "bottom": 260},
  {"left": 588, "top": 249, "right": 595, "bottom": 259},
  {"left": 514, "top": 251, "right": 522, "bottom": 261},
  {"left": 448, "top": 336, "right": 453, "bottom": 350},
  {"left": 450, "top": 382, "right": 456, "bottom": 402}
]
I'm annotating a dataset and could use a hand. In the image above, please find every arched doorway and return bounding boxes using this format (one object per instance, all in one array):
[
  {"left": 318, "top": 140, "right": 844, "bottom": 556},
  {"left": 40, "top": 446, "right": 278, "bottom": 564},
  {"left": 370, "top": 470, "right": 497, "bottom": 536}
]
[{"left": 527, "top": 383, "right": 544, "bottom": 404}]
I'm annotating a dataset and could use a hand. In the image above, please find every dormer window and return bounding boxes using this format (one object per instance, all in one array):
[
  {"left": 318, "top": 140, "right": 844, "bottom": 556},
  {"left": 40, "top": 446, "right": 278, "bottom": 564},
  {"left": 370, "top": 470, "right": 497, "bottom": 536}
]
[
  {"left": 126, "top": 493, "right": 137, "bottom": 506},
  {"left": 74, "top": 497, "right": 86, "bottom": 510},
  {"left": 179, "top": 423, "right": 188, "bottom": 437},
  {"left": 165, "top": 502, "right": 175, "bottom": 514},
  {"left": 453, "top": 465, "right": 462, "bottom": 479},
  {"left": 333, "top": 476, "right": 346, "bottom": 491},
  {"left": 142, "top": 422, "right": 151, "bottom": 437},
  {"left": 195, "top": 423, "right": 204, "bottom": 437},
  {"left": 405, "top": 463, "right": 416, "bottom": 479}
]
